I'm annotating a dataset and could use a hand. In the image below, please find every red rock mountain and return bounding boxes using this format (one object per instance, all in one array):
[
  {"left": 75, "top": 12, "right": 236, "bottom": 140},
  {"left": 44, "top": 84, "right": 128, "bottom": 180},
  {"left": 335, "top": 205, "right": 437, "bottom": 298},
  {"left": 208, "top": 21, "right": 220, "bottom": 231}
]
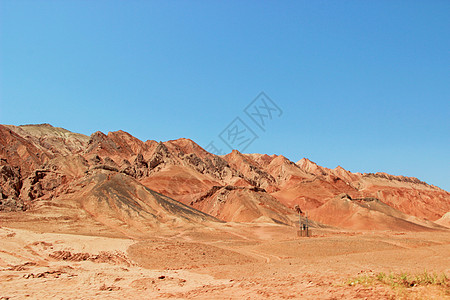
[{"left": 1, "top": 124, "right": 449, "bottom": 232}]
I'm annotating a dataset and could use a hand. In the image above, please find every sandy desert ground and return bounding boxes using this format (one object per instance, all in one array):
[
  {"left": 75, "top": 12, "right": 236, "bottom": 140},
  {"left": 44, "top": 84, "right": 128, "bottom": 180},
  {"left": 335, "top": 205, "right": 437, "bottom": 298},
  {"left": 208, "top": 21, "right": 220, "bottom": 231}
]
[
  {"left": 1, "top": 222, "right": 449, "bottom": 300},
  {"left": 1, "top": 124, "right": 449, "bottom": 299}
]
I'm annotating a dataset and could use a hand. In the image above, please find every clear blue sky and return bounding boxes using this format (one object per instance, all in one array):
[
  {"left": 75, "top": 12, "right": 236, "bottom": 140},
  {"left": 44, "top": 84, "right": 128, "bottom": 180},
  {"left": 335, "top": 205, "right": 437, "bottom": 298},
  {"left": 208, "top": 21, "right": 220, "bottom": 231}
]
[{"left": 1, "top": 1, "right": 449, "bottom": 190}]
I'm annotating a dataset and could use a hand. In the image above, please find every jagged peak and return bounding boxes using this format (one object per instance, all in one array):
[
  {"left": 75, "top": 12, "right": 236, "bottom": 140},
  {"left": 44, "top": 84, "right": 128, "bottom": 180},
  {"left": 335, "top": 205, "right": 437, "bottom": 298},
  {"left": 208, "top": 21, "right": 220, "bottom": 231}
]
[
  {"left": 223, "top": 150, "right": 251, "bottom": 167},
  {"left": 269, "top": 154, "right": 291, "bottom": 165},
  {"left": 88, "top": 131, "right": 108, "bottom": 145},
  {"left": 144, "top": 139, "right": 158, "bottom": 148},
  {"left": 167, "top": 137, "right": 197, "bottom": 144},
  {"left": 224, "top": 150, "right": 247, "bottom": 161},
  {"left": 297, "top": 157, "right": 319, "bottom": 166},
  {"left": 230, "top": 149, "right": 243, "bottom": 155},
  {"left": 90, "top": 131, "right": 107, "bottom": 138},
  {"left": 107, "top": 130, "right": 134, "bottom": 138},
  {"left": 334, "top": 165, "right": 348, "bottom": 172},
  {"left": 225, "top": 150, "right": 262, "bottom": 166},
  {"left": 296, "top": 158, "right": 330, "bottom": 177},
  {"left": 165, "top": 137, "right": 210, "bottom": 156},
  {"left": 107, "top": 130, "right": 145, "bottom": 146}
]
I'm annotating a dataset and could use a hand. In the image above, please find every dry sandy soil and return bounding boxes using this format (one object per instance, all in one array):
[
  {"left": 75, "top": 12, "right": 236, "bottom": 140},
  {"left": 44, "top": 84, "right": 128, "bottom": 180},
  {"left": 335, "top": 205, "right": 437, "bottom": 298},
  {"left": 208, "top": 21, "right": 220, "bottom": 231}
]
[
  {"left": 1, "top": 124, "right": 449, "bottom": 299},
  {"left": 0, "top": 222, "right": 449, "bottom": 299}
]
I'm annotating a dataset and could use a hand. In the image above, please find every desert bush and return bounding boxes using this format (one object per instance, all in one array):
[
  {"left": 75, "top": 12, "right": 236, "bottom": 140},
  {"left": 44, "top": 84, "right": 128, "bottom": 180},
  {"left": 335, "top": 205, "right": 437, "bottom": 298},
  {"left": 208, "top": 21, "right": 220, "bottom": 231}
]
[{"left": 347, "top": 270, "right": 449, "bottom": 289}]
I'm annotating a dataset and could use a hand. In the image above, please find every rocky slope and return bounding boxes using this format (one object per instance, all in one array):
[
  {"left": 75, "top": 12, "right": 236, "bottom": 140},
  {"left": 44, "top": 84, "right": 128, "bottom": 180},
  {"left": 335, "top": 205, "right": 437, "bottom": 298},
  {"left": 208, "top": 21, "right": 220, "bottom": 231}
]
[
  {"left": 308, "top": 193, "right": 446, "bottom": 231},
  {"left": 1, "top": 123, "right": 448, "bottom": 232}
]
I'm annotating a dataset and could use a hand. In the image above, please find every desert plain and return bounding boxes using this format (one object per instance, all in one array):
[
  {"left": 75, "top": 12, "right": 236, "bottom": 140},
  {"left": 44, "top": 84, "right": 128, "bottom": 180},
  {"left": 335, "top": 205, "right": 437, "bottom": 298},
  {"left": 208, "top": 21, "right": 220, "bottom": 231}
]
[
  {"left": 1, "top": 124, "right": 449, "bottom": 299},
  {"left": 1, "top": 221, "right": 449, "bottom": 299}
]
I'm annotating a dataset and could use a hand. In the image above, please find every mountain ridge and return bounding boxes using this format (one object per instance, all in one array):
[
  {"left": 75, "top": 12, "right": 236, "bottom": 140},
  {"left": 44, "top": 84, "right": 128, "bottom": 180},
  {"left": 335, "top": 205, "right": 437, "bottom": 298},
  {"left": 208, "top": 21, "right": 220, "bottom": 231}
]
[{"left": 1, "top": 123, "right": 449, "bottom": 232}]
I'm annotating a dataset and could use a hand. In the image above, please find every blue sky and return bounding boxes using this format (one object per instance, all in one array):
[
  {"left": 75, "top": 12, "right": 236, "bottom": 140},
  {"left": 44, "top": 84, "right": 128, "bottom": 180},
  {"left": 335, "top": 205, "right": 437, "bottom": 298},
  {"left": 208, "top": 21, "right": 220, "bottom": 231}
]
[{"left": 1, "top": 1, "right": 449, "bottom": 190}]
